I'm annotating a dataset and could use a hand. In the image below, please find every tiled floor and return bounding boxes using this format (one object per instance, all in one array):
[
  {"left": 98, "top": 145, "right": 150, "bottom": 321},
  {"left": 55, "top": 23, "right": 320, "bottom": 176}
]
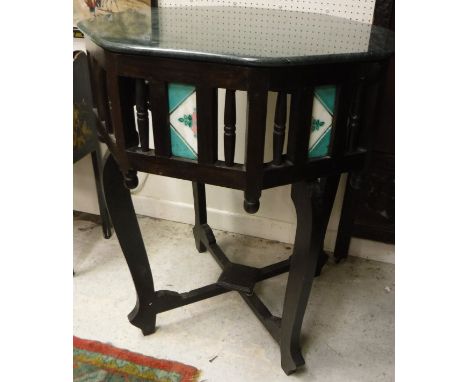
[{"left": 74, "top": 215, "right": 394, "bottom": 382}]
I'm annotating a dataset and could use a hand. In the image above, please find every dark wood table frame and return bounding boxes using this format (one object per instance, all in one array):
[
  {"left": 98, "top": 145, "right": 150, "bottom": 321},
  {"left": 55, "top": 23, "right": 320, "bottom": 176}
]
[{"left": 85, "top": 36, "right": 388, "bottom": 374}]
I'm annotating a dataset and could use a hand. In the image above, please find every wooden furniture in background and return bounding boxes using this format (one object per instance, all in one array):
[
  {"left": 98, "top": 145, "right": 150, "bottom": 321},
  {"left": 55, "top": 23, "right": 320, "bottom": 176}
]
[
  {"left": 73, "top": 50, "right": 112, "bottom": 239},
  {"left": 334, "top": 0, "right": 395, "bottom": 261}
]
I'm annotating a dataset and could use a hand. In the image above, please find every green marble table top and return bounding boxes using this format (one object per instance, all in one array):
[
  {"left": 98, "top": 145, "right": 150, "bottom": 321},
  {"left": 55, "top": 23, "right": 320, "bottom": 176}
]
[{"left": 78, "top": 6, "right": 394, "bottom": 66}]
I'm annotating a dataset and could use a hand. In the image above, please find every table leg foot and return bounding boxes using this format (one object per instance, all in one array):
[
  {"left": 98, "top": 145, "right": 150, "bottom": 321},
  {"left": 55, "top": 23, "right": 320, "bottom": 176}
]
[
  {"left": 128, "top": 299, "right": 156, "bottom": 336},
  {"left": 281, "top": 352, "right": 305, "bottom": 375}
]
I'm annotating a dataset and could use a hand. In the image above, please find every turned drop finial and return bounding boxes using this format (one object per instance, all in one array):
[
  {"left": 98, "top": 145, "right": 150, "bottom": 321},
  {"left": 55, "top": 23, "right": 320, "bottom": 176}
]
[{"left": 124, "top": 170, "right": 139, "bottom": 190}]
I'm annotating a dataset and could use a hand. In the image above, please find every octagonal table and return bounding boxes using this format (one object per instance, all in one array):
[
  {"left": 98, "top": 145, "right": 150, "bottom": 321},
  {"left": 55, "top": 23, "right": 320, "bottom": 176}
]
[{"left": 78, "top": 5, "right": 394, "bottom": 375}]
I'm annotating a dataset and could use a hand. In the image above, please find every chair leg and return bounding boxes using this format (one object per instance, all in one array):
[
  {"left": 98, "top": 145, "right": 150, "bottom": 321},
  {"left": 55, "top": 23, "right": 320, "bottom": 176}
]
[
  {"left": 192, "top": 182, "right": 207, "bottom": 253},
  {"left": 103, "top": 154, "right": 156, "bottom": 335},
  {"left": 91, "top": 147, "right": 113, "bottom": 239},
  {"left": 280, "top": 178, "right": 337, "bottom": 375},
  {"left": 334, "top": 172, "right": 363, "bottom": 262}
]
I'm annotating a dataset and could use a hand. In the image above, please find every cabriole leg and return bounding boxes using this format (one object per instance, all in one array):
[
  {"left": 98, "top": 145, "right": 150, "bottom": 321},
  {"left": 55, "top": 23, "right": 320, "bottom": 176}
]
[
  {"left": 280, "top": 178, "right": 336, "bottom": 374},
  {"left": 103, "top": 154, "right": 156, "bottom": 335}
]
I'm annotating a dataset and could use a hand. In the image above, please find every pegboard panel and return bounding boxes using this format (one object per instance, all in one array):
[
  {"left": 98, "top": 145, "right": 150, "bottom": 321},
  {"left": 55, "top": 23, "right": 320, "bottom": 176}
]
[
  {"left": 156, "top": 7, "right": 372, "bottom": 58},
  {"left": 158, "top": 0, "right": 377, "bottom": 24}
]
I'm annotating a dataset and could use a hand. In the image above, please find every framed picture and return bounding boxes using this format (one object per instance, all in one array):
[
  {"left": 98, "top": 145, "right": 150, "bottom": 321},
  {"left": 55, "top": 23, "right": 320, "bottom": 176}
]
[{"left": 73, "top": 0, "right": 150, "bottom": 34}]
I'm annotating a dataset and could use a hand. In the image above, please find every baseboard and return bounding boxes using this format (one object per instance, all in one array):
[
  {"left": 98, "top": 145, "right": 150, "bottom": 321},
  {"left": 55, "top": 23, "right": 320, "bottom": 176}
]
[
  {"left": 131, "top": 194, "right": 296, "bottom": 243},
  {"left": 131, "top": 194, "right": 395, "bottom": 264}
]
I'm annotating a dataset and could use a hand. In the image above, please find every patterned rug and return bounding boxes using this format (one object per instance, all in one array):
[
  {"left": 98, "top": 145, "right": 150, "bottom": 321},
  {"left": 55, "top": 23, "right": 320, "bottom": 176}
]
[{"left": 73, "top": 336, "right": 200, "bottom": 382}]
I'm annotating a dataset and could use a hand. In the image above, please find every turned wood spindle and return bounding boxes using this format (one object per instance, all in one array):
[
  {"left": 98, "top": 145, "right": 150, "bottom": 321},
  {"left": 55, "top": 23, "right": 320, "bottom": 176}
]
[
  {"left": 244, "top": 87, "right": 268, "bottom": 214},
  {"left": 273, "top": 92, "right": 287, "bottom": 165},
  {"left": 135, "top": 78, "right": 150, "bottom": 151},
  {"left": 224, "top": 89, "right": 236, "bottom": 166}
]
